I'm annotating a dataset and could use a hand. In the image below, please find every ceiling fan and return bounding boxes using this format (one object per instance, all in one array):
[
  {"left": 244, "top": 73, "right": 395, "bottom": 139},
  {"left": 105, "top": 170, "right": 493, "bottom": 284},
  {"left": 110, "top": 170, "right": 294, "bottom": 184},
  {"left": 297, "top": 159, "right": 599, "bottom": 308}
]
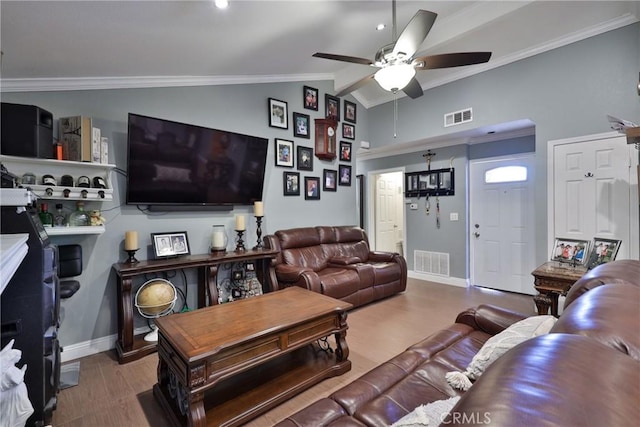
[{"left": 313, "top": 0, "right": 492, "bottom": 99}]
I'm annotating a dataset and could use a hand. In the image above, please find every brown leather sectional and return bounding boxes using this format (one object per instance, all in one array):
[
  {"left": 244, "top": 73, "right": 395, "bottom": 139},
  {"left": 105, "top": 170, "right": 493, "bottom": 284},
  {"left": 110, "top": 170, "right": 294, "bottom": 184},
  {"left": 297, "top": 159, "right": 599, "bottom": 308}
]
[
  {"left": 264, "top": 226, "right": 407, "bottom": 308},
  {"left": 276, "top": 259, "right": 640, "bottom": 426}
]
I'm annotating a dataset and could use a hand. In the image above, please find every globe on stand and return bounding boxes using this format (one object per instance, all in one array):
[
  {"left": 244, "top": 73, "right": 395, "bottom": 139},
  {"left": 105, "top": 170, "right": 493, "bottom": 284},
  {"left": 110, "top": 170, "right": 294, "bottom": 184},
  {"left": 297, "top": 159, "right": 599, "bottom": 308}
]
[{"left": 134, "top": 278, "right": 177, "bottom": 342}]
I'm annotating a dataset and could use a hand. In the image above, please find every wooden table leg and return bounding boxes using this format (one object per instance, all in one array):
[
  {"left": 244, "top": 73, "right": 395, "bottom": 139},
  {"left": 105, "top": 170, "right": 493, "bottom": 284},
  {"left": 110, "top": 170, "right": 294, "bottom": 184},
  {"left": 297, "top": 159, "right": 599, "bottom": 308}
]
[
  {"left": 188, "top": 392, "right": 206, "bottom": 427},
  {"left": 118, "top": 277, "right": 133, "bottom": 353},
  {"left": 533, "top": 293, "right": 552, "bottom": 315},
  {"left": 334, "top": 311, "right": 350, "bottom": 362}
]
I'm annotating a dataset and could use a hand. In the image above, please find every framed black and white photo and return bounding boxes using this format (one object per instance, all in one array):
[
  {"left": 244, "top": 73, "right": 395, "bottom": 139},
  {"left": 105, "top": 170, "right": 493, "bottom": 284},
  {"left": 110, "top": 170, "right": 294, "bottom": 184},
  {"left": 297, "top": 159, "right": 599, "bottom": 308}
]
[
  {"left": 283, "top": 171, "right": 300, "bottom": 196},
  {"left": 293, "top": 112, "right": 310, "bottom": 138},
  {"left": 305, "top": 176, "right": 321, "bottom": 200},
  {"left": 303, "top": 85, "right": 318, "bottom": 111},
  {"left": 550, "top": 237, "right": 590, "bottom": 265},
  {"left": 342, "top": 122, "right": 355, "bottom": 140},
  {"left": 151, "top": 231, "right": 190, "bottom": 258},
  {"left": 325, "top": 94, "right": 340, "bottom": 121},
  {"left": 268, "top": 98, "right": 288, "bottom": 129},
  {"left": 275, "top": 138, "right": 294, "bottom": 167},
  {"left": 323, "top": 169, "right": 337, "bottom": 191},
  {"left": 339, "top": 141, "right": 352, "bottom": 162},
  {"left": 339, "top": 164, "right": 352, "bottom": 186},
  {"left": 296, "top": 145, "right": 313, "bottom": 171},
  {"left": 344, "top": 100, "right": 357, "bottom": 123},
  {"left": 586, "top": 238, "right": 622, "bottom": 269}
]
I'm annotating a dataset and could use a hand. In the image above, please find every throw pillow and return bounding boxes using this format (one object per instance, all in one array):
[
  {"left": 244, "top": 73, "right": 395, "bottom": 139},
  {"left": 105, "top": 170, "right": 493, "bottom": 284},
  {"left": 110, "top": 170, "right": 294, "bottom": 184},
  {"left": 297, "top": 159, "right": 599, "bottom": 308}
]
[
  {"left": 446, "top": 315, "right": 556, "bottom": 391},
  {"left": 391, "top": 396, "right": 460, "bottom": 427}
]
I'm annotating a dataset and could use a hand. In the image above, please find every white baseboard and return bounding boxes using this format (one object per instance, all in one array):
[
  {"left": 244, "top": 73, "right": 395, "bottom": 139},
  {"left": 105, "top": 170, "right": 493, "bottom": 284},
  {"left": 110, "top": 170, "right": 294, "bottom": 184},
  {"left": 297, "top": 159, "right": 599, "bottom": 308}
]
[
  {"left": 60, "top": 326, "right": 152, "bottom": 363},
  {"left": 408, "top": 270, "right": 468, "bottom": 288}
]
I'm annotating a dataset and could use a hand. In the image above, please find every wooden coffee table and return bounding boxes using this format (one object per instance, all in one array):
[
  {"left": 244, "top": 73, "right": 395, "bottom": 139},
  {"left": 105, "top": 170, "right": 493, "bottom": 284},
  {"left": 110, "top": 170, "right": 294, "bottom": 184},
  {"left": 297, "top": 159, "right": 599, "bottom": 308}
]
[{"left": 152, "top": 286, "right": 352, "bottom": 427}]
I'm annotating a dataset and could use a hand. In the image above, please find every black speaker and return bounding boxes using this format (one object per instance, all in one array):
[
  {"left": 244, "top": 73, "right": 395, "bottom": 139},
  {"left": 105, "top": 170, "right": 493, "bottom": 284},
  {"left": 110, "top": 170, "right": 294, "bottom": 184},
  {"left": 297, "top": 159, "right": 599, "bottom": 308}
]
[{"left": 1, "top": 102, "right": 54, "bottom": 159}]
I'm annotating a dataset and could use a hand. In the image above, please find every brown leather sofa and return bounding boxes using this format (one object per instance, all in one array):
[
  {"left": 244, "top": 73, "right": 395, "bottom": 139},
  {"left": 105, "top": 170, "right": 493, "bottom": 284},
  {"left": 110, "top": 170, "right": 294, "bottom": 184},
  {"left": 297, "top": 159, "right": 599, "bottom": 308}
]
[
  {"left": 264, "top": 226, "right": 407, "bottom": 308},
  {"left": 275, "top": 259, "right": 640, "bottom": 426}
]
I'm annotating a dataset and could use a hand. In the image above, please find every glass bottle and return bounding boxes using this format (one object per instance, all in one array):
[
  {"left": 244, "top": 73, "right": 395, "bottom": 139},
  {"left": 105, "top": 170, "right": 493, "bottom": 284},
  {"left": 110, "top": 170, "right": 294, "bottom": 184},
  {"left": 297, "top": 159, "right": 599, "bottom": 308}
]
[
  {"left": 53, "top": 203, "right": 67, "bottom": 227},
  {"left": 68, "top": 201, "right": 90, "bottom": 226},
  {"left": 38, "top": 202, "right": 54, "bottom": 228}
]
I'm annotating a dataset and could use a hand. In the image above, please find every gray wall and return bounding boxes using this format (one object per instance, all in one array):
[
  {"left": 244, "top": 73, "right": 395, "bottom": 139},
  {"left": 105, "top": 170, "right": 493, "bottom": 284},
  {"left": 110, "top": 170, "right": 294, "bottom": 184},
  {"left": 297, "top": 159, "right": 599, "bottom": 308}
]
[
  {"left": 360, "top": 22, "right": 639, "bottom": 278},
  {"left": 2, "top": 23, "right": 638, "bottom": 351},
  {"left": 1, "top": 81, "right": 365, "bottom": 348}
]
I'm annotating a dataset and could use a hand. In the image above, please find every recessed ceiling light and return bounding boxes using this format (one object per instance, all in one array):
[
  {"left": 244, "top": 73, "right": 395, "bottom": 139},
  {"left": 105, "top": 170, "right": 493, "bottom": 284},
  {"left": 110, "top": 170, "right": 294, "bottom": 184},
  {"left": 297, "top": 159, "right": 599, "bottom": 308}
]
[
  {"left": 214, "top": 0, "right": 229, "bottom": 9},
  {"left": 376, "top": 23, "right": 386, "bottom": 31}
]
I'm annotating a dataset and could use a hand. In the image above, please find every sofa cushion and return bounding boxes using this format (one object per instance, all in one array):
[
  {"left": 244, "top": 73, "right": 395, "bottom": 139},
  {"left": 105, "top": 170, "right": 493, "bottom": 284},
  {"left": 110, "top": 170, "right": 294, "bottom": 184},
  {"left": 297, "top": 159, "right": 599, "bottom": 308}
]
[
  {"left": 551, "top": 283, "right": 640, "bottom": 360},
  {"left": 564, "top": 259, "right": 640, "bottom": 308},
  {"left": 446, "top": 315, "right": 556, "bottom": 390},
  {"left": 317, "top": 267, "right": 360, "bottom": 299}
]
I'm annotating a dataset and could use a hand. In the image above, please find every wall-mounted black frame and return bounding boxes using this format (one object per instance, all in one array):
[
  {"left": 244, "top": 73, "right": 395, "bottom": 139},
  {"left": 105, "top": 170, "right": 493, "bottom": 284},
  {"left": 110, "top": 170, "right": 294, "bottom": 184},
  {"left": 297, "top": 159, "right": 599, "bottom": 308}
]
[{"left": 405, "top": 168, "right": 455, "bottom": 197}]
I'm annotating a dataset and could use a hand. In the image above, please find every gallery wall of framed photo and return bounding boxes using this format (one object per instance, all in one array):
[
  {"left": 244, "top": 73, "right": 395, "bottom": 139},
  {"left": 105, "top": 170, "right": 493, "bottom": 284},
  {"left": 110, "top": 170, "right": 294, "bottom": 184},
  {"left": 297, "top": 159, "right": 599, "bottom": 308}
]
[{"left": 267, "top": 85, "right": 356, "bottom": 200}]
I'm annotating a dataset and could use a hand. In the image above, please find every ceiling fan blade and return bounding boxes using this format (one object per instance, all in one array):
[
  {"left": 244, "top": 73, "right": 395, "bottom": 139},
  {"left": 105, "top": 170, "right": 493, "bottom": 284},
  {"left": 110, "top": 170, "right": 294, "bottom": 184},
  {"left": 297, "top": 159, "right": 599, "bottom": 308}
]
[
  {"left": 413, "top": 52, "right": 492, "bottom": 70},
  {"left": 402, "top": 77, "right": 423, "bottom": 99},
  {"left": 392, "top": 10, "right": 437, "bottom": 59},
  {"left": 313, "top": 53, "right": 374, "bottom": 66},
  {"left": 336, "top": 74, "right": 376, "bottom": 97}
]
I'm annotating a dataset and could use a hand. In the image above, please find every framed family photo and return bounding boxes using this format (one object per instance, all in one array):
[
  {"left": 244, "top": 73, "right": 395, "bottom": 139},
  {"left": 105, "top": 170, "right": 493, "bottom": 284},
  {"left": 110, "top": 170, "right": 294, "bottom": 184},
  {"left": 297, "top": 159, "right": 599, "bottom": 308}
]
[
  {"left": 305, "top": 177, "right": 321, "bottom": 200},
  {"left": 296, "top": 146, "right": 313, "bottom": 171},
  {"left": 339, "top": 164, "right": 352, "bottom": 186},
  {"left": 325, "top": 94, "right": 340, "bottom": 121},
  {"left": 323, "top": 169, "right": 337, "bottom": 191},
  {"left": 283, "top": 171, "right": 300, "bottom": 196},
  {"left": 344, "top": 100, "right": 357, "bottom": 123},
  {"left": 293, "top": 112, "right": 310, "bottom": 138},
  {"left": 339, "top": 141, "right": 352, "bottom": 162},
  {"left": 275, "top": 138, "right": 294, "bottom": 167},
  {"left": 586, "top": 238, "right": 622, "bottom": 269},
  {"left": 550, "top": 237, "right": 589, "bottom": 265},
  {"left": 342, "top": 123, "right": 355, "bottom": 140},
  {"left": 303, "top": 85, "right": 318, "bottom": 111},
  {"left": 268, "top": 98, "right": 288, "bottom": 129},
  {"left": 151, "top": 231, "right": 190, "bottom": 259}
]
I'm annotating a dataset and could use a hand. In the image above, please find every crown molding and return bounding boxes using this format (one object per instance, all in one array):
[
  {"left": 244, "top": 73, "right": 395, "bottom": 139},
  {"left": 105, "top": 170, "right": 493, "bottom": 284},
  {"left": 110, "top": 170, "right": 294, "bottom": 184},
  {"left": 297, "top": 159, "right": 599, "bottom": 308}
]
[{"left": 0, "top": 73, "right": 334, "bottom": 93}]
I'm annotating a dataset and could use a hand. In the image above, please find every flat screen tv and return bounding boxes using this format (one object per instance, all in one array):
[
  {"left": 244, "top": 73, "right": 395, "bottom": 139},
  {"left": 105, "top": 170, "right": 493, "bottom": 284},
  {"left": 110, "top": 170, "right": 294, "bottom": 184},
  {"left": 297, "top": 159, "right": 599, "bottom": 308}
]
[{"left": 126, "top": 113, "right": 269, "bottom": 209}]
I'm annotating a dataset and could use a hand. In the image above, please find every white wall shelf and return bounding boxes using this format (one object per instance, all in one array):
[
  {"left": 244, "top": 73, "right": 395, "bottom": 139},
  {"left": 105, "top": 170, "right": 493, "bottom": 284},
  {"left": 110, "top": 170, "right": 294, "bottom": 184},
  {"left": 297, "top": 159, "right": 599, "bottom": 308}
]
[
  {"left": 0, "top": 155, "right": 115, "bottom": 201},
  {"left": 46, "top": 226, "right": 105, "bottom": 236}
]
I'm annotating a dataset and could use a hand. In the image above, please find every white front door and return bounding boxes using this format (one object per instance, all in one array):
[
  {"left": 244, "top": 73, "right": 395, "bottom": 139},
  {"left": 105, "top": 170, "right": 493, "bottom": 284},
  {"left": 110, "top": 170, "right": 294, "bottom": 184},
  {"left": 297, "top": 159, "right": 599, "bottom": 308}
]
[
  {"left": 374, "top": 172, "right": 404, "bottom": 253},
  {"left": 470, "top": 155, "right": 536, "bottom": 294}
]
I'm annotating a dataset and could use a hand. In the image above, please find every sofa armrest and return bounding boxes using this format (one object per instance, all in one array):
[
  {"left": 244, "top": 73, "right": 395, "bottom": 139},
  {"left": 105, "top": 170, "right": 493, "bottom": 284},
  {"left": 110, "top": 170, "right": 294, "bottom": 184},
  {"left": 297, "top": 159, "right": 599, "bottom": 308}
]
[
  {"left": 274, "top": 265, "right": 322, "bottom": 294},
  {"left": 368, "top": 251, "right": 397, "bottom": 262},
  {"left": 456, "top": 304, "right": 530, "bottom": 335},
  {"left": 329, "top": 256, "right": 363, "bottom": 266}
]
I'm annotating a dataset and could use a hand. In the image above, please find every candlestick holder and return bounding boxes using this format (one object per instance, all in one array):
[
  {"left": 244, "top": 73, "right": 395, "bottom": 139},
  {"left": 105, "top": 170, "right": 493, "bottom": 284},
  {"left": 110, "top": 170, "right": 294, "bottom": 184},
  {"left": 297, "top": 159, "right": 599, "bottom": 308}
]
[
  {"left": 125, "top": 249, "right": 139, "bottom": 264},
  {"left": 253, "top": 216, "right": 264, "bottom": 250},
  {"left": 235, "top": 230, "right": 246, "bottom": 252}
]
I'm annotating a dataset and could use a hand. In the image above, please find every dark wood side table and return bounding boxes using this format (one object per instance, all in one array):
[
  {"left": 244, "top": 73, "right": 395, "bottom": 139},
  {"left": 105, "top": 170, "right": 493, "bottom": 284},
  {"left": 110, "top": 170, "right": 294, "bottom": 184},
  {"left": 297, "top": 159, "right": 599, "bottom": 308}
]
[
  {"left": 153, "top": 286, "right": 352, "bottom": 427},
  {"left": 112, "top": 249, "right": 278, "bottom": 364},
  {"left": 531, "top": 261, "right": 586, "bottom": 316}
]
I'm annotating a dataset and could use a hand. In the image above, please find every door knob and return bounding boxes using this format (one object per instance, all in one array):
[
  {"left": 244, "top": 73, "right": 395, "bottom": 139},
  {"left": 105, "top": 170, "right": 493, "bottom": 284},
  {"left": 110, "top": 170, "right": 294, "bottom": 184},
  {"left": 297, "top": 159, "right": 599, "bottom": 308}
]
[{"left": 473, "top": 232, "right": 480, "bottom": 238}]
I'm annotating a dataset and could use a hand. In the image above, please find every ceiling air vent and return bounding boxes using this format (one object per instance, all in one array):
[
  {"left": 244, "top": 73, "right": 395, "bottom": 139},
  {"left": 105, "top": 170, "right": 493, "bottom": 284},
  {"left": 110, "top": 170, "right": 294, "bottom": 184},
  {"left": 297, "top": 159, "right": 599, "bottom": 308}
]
[{"left": 444, "top": 108, "right": 472, "bottom": 127}]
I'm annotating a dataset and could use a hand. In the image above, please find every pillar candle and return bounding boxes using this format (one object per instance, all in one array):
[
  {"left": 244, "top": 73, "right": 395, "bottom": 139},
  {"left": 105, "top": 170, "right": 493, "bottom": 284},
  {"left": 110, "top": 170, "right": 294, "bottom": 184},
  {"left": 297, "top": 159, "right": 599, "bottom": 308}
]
[
  {"left": 124, "top": 231, "right": 138, "bottom": 250},
  {"left": 235, "top": 215, "right": 246, "bottom": 231},
  {"left": 254, "top": 201, "right": 264, "bottom": 217}
]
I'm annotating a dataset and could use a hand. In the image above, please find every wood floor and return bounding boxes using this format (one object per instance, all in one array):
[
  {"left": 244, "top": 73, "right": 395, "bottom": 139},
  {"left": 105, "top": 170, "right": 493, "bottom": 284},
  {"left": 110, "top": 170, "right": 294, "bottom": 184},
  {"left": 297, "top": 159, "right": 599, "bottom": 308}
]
[{"left": 51, "top": 279, "right": 535, "bottom": 427}]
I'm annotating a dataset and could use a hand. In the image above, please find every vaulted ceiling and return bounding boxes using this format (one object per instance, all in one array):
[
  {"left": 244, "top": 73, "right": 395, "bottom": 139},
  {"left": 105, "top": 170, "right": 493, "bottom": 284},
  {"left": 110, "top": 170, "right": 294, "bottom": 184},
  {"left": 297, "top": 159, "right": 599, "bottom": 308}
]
[{"left": 1, "top": 1, "right": 637, "bottom": 108}]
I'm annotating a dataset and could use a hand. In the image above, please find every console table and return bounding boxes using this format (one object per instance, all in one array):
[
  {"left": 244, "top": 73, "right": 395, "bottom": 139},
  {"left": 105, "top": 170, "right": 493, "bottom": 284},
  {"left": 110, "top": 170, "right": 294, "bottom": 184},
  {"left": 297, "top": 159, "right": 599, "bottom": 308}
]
[
  {"left": 531, "top": 261, "right": 586, "bottom": 316},
  {"left": 153, "top": 286, "right": 352, "bottom": 427},
  {"left": 112, "top": 249, "right": 278, "bottom": 364}
]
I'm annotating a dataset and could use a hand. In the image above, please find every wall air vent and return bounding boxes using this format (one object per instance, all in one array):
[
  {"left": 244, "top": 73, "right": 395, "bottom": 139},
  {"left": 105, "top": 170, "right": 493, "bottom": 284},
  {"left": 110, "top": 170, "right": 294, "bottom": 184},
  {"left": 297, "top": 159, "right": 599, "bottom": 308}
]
[
  {"left": 414, "top": 250, "right": 450, "bottom": 277},
  {"left": 444, "top": 108, "right": 473, "bottom": 127}
]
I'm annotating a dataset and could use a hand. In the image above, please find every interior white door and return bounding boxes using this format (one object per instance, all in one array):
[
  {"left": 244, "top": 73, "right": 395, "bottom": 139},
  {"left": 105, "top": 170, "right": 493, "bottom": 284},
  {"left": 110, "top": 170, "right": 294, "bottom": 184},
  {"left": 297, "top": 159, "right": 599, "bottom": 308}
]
[
  {"left": 374, "top": 172, "right": 403, "bottom": 252},
  {"left": 470, "top": 155, "right": 536, "bottom": 294},
  {"left": 553, "top": 136, "right": 631, "bottom": 259}
]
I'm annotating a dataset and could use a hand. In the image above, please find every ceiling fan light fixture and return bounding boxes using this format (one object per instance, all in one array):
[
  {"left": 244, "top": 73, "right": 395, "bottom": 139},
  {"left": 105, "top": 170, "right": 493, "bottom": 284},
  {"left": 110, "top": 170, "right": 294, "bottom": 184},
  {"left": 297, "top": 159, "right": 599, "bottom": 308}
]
[{"left": 374, "top": 63, "right": 416, "bottom": 92}]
